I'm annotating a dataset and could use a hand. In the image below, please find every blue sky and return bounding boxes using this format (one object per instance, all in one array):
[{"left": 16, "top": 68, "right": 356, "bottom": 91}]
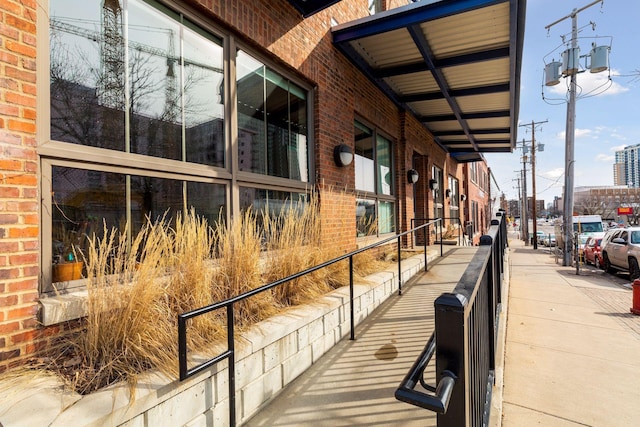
[{"left": 485, "top": 0, "right": 640, "bottom": 206}]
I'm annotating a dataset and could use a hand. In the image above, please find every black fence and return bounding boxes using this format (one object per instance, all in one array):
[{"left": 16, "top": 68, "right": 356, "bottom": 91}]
[
  {"left": 411, "top": 217, "right": 467, "bottom": 249},
  {"left": 178, "top": 218, "right": 442, "bottom": 426},
  {"left": 396, "top": 210, "right": 508, "bottom": 426}
]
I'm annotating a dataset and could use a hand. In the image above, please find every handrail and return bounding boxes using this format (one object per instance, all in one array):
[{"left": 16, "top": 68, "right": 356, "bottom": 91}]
[
  {"left": 178, "top": 217, "right": 443, "bottom": 426},
  {"left": 395, "top": 210, "right": 508, "bottom": 425},
  {"left": 411, "top": 216, "right": 467, "bottom": 255},
  {"left": 394, "top": 333, "right": 457, "bottom": 414}
]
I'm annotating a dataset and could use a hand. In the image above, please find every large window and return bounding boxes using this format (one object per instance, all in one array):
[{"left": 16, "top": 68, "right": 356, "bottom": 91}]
[
  {"left": 354, "top": 121, "right": 395, "bottom": 237},
  {"left": 50, "top": 0, "right": 225, "bottom": 165},
  {"left": 45, "top": 0, "right": 311, "bottom": 292},
  {"left": 236, "top": 50, "right": 308, "bottom": 181},
  {"left": 432, "top": 166, "right": 444, "bottom": 220},
  {"left": 449, "top": 175, "right": 459, "bottom": 222}
]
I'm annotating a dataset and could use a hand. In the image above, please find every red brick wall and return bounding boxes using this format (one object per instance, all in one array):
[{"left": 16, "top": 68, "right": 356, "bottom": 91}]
[
  {"left": 0, "top": 0, "right": 457, "bottom": 370},
  {"left": 0, "top": 0, "right": 41, "bottom": 371}
]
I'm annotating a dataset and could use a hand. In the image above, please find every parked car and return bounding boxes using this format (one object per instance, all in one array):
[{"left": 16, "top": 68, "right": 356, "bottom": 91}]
[
  {"left": 577, "top": 234, "right": 591, "bottom": 262},
  {"left": 601, "top": 227, "right": 640, "bottom": 279},
  {"left": 583, "top": 236, "right": 603, "bottom": 269},
  {"left": 542, "top": 233, "right": 556, "bottom": 247}
]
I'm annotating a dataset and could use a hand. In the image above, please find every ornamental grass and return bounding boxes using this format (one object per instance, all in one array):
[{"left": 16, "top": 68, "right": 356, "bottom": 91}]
[{"left": 38, "top": 192, "right": 393, "bottom": 395}]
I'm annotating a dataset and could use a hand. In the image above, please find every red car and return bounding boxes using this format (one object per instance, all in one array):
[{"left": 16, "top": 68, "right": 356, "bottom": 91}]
[{"left": 583, "top": 236, "right": 604, "bottom": 269}]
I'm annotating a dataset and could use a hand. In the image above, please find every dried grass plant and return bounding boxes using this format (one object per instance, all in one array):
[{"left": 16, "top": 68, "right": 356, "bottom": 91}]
[
  {"left": 263, "top": 194, "right": 335, "bottom": 306},
  {"left": 37, "top": 191, "right": 399, "bottom": 396},
  {"left": 211, "top": 209, "right": 276, "bottom": 329},
  {"left": 62, "top": 218, "right": 177, "bottom": 394}
]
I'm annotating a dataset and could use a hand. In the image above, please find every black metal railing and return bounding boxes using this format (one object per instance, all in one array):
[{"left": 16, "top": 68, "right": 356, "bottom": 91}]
[
  {"left": 178, "top": 218, "right": 443, "bottom": 426},
  {"left": 396, "top": 210, "right": 508, "bottom": 426},
  {"left": 411, "top": 217, "right": 467, "bottom": 251}
]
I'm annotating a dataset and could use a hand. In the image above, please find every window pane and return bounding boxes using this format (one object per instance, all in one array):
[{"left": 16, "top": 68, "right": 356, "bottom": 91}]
[
  {"left": 266, "top": 72, "right": 291, "bottom": 179},
  {"left": 377, "top": 135, "right": 392, "bottom": 195},
  {"left": 378, "top": 201, "right": 395, "bottom": 234},
  {"left": 183, "top": 22, "right": 225, "bottom": 167},
  {"left": 240, "top": 187, "right": 307, "bottom": 235},
  {"left": 49, "top": 0, "right": 126, "bottom": 150},
  {"left": 289, "top": 81, "right": 308, "bottom": 182},
  {"left": 187, "top": 181, "right": 226, "bottom": 226},
  {"left": 130, "top": 175, "right": 184, "bottom": 233},
  {"left": 237, "top": 52, "right": 309, "bottom": 181},
  {"left": 240, "top": 187, "right": 307, "bottom": 216},
  {"left": 128, "top": 0, "right": 182, "bottom": 160},
  {"left": 237, "top": 51, "right": 266, "bottom": 175},
  {"left": 355, "top": 122, "right": 374, "bottom": 192},
  {"left": 356, "top": 198, "right": 376, "bottom": 236},
  {"left": 52, "top": 166, "right": 127, "bottom": 274}
]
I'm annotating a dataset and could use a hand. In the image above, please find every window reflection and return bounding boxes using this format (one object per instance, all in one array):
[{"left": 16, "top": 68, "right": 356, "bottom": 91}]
[
  {"left": 355, "top": 122, "right": 374, "bottom": 193},
  {"left": 240, "top": 187, "right": 307, "bottom": 216},
  {"left": 237, "top": 51, "right": 308, "bottom": 181},
  {"left": 376, "top": 135, "right": 392, "bottom": 196},
  {"left": 356, "top": 199, "right": 376, "bottom": 237},
  {"left": 49, "top": 0, "right": 126, "bottom": 150},
  {"left": 354, "top": 121, "right": 395, "bottom": 236},
  {"left": 52, "top": 166, "right": 225, "bottom": 283},
  {"left": 49, "top": 0, "right": 225, "bottom": 166}
]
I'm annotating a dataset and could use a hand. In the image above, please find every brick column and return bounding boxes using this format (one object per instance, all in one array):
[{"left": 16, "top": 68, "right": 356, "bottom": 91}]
[{"left": 0, "top": 0, "right": 41, "bottom": 371}]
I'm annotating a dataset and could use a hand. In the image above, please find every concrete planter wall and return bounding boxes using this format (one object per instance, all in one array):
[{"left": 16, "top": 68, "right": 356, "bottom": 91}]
[{"left": 0, "top": 254, "right": 428, "bottom": 427}]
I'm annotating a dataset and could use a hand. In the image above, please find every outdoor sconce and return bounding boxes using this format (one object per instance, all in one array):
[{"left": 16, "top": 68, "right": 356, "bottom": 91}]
[
  {"left": 460, "top": 194, "right": 467, "bottom": 201},
  {"left": 407, "top": 169, "right": 419, "bottom": 184},
  {"left": 333, "top": 144, "right": 353, "bottom": 167},
  {"left": 445, "top": 189, "right": 452, "bottom": 198},
  {"left": 429, "top": 179, "right": 438, "bottom": 191}
]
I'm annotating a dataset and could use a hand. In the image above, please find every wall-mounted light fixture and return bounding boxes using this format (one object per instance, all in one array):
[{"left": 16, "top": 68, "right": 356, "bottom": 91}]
[
  {"left": 445, "top": 189, "right": 452, "bottom": 198},
  {"left": 333, "top": 144, "right": 353, "bottom": 167},
  {"left": 407, "top": 169, "right": 419, "bottom": 184},
  {"left": 429, "top": 179, "right": 438, "bottom": 191},
  {"left": 460, "top": 194, "right": 467, "bottom": 201}
]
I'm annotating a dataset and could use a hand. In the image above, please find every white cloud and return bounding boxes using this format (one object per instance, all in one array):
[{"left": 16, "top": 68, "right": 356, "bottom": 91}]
[
  {"left": 556, "top": 128, "right": 593, "bottom": 140},
  {"left": 543, "top": 168, "right": 564, "bottom": 179},
  {"left": 595, "top": 153, "right": 614, "bottom": 162},
  {"left": 611, "top": 144, "right": 627, "bottom": 152},
  {"left": 610, "top": 132, "right": 628, "bottom": 141}
]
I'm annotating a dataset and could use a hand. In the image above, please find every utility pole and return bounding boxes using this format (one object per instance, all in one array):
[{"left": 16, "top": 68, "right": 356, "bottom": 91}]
[
  {"left": 520, "top": 120, "right": 548, "bottom": 249},
  {"left": 521, "top": 148, "right": 528, "bottom": 245},
  {"left": 513, "top": 176, "right": 521, "bottom": 237},
  {"left": 546, "top": 0, "right": 602, "bottom": 266}
]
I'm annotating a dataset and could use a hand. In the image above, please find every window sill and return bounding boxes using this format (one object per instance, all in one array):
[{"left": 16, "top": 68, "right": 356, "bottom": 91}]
[
  {"left": 40, "top": 288, "right": 88, "bottom": 326},
  {"left": 356, "top": 233, "right": 396, "bottom": 249}
]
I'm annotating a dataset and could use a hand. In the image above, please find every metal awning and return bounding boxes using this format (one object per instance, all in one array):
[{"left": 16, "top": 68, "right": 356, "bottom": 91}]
[{"left": 332, "top": 0, "right": 526, "bottom": 162}]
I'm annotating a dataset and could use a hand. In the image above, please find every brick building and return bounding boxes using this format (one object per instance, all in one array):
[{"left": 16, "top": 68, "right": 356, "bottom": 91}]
[{"left": 0, "top": 0, "right": 523, "bottom": 370}]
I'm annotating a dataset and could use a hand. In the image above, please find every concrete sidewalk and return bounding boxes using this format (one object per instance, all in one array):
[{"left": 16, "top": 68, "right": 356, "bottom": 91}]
[
  {"left": 244, "top": 246, "right": 479, "bottom": 426},
  {"left": 245, "top": 234, "right": 640, "bottom": 426},
  {"left": 500, "top": 235, "right": 640, "bottom": 426}
]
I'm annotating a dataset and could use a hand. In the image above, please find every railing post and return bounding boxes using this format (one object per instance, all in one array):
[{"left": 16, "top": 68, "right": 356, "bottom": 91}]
[
  {"left": 439, "top": 219, "right": 444, "bottom": 256},
  {"left": 227, "top": 305, "right": 236, "bottom": 427},
  {"left": 434, "top": 292, "right": 468, "bottom": 427},
  {"left": 349, "top": 255, "right": 355, "bottom": 340},
  {"left": 398, "top": 235, "right": 402, "bottom": 295},
  {"left": 178, "top": 315, "right": 188, "bottom": 381},
  {"left": 479, "top": 234, "right": 496, "bottom": 372},
  {"left": 424, "top": 225, "right": 428, "bottom": 272}
]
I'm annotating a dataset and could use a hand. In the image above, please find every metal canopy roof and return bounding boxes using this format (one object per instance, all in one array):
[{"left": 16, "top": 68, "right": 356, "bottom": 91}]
[{"left": 332, "top": 0, "right": 526, "bottom": 162}]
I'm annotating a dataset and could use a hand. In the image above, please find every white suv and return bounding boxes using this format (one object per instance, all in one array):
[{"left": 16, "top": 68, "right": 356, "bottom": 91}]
[{"left": 601, "top": 227, "right": 640, "bottom": 279}]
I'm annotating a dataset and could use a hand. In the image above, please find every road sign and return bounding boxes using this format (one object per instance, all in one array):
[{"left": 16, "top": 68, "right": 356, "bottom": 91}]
[{"left": 618, "top": 207, "right": 633, "bottom": 215}]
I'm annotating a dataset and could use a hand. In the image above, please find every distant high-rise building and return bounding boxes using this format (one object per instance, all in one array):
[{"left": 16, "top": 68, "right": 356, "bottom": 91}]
[{"left": 614, "top": 144, "right": 640, "bottom": 187}]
